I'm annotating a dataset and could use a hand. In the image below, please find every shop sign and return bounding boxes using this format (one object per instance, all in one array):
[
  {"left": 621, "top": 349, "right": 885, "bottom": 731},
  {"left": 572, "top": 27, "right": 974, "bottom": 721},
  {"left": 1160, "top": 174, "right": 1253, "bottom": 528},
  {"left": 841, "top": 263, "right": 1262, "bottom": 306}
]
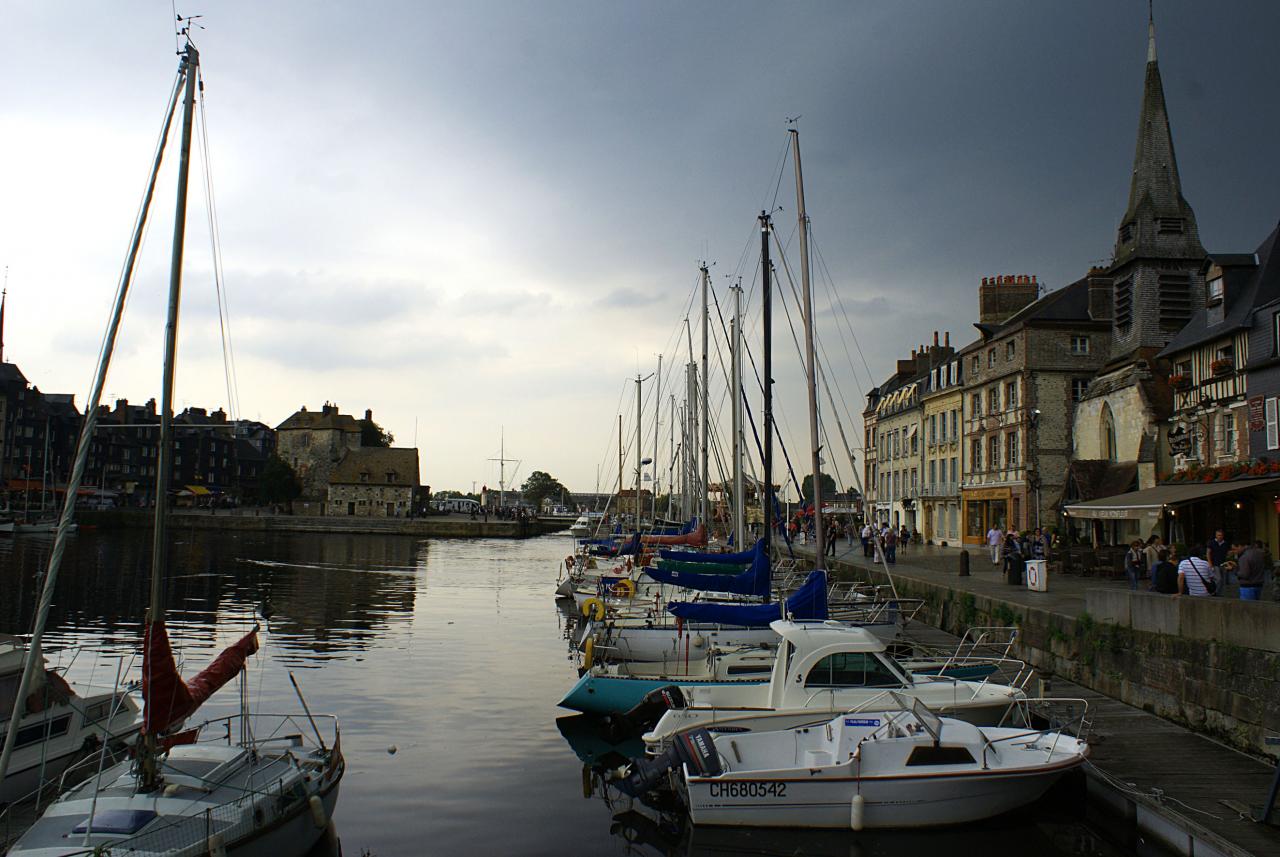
[{"left": 1249, "top": 396, "right": 1265, "bottom": 432}]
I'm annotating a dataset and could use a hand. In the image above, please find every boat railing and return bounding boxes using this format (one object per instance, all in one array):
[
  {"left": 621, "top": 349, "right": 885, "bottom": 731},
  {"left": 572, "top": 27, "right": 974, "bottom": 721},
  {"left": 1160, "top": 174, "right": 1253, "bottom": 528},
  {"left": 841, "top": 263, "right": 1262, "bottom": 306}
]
[
  {"left": 982, "top": 697, "right": 1091, "bottom": 767},
  {"left": 908, "top": 655, "right": 1033, "bottom": 699},
  {"left": 826, "top": 597, "right": 925, "bottom": 628},
  {"left": 193, "top": 711, "right": 341, "bottom": 753},
  {"left": 933, "top": 626, "right": 1019, "bottom": 673}
]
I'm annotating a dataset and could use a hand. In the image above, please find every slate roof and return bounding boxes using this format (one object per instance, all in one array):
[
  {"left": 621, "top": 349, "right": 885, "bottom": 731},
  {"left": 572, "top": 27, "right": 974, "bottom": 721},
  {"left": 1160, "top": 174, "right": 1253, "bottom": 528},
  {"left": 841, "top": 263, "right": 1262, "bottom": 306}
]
[
  {"left": 969, "top": 277, "right": 1096, "bottom": 342},
  {"left": 277, "top": 407, "right": 362, "bottom": 433},
  {"left": 0, "top": 363, "right": 29, "bottom": 386},
  {"left": 1158, "top": 221, "right": 1280, "bottom": 358},
  {"left": 328, "top": 447, "right": 419, "bottom": 487}
]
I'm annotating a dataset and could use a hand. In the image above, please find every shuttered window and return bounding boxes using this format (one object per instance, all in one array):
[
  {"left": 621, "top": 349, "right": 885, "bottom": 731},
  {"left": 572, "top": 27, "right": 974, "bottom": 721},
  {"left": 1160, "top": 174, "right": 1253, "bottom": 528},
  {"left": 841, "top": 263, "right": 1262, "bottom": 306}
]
[{"left": 1266, "top": 398, "right": 1278, "bottom": 451}]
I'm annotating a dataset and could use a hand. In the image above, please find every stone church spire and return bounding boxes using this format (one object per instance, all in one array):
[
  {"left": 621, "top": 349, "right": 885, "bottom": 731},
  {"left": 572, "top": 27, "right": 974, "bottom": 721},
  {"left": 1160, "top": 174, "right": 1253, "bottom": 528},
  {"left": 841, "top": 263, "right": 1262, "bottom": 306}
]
[{"left": 1107, "top": 6, "right": 1206, "bottom": 357}]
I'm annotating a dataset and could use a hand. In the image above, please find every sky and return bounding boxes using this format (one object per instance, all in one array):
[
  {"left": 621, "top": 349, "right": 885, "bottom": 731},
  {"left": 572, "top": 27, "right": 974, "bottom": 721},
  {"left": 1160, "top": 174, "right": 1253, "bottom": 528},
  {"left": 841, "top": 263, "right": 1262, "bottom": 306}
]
[{"left": 2, "top": 1, "right": 1278, "bottom": 498}]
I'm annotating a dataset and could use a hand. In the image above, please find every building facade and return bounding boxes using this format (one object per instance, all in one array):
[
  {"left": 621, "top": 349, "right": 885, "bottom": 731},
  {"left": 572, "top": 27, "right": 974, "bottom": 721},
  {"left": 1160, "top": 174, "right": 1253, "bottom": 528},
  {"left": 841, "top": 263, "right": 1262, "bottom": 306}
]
[
  {"left": 277, "top": 403, "right": 365, "bottom": 498},
  {"left": 326, "top": 447, "right": 420, "bottom": 517},
  {"left": 920, "top": 345, "right": 963, "bottom": 544}
]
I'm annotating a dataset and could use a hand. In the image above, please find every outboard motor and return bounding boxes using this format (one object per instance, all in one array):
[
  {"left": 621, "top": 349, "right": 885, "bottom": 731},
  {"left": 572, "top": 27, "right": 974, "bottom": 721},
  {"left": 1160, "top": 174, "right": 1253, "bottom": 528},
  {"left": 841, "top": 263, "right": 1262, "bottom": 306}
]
[
  {"left": 613, "top": 727, "right": 722, "bottom": 796},
  {"left": 602, "top": 685, "right": 686, "bottom": 743}
]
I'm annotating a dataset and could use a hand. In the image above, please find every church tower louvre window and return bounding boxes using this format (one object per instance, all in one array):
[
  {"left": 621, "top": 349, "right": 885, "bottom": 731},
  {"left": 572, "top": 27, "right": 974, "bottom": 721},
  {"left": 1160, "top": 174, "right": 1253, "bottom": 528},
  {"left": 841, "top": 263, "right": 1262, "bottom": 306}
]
[
  {"left": 1114, "top": 277, "right": 1134, "bottom": 333},
  {"left": 1158, "top": 272, "right": 1193, "bottom": 328}
]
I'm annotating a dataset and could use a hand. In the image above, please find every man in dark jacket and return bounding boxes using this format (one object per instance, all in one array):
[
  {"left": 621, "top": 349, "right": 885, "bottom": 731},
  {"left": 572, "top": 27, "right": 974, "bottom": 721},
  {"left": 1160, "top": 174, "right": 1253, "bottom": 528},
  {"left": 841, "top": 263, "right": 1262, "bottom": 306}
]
[{"left": 1235, "top": 540, "right": 1268, "bottom": 601}]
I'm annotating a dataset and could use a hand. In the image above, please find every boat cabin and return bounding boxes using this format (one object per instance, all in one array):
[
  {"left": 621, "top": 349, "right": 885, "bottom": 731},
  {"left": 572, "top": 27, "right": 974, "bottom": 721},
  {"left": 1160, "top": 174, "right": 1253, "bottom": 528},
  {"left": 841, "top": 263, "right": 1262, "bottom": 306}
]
[{"left": 766, "top": 620, "right": 912, "bottom": 709}]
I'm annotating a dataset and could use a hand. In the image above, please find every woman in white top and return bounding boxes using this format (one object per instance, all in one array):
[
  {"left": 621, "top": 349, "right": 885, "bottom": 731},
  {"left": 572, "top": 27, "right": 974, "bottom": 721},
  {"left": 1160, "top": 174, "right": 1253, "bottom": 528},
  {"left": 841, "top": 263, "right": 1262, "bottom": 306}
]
[{"left": 1177, "top": 547, "right": 1218, "bottom": 597}]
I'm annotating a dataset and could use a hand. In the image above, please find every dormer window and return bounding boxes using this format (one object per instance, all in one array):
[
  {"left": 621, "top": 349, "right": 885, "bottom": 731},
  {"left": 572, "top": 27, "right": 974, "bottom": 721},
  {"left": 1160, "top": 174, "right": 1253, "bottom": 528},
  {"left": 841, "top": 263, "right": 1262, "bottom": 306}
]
[
  {"left": 1157, "top": 217, "right": 1185, "bottom": 235},
  {"left": 360, "top": 472, "right": 370, "bottom": 483},
  {"left": 1207, "top": 276, "right": 1224, "bottom": 305},
  {"left": 1118, "top": 222, "right": 1134, "bottom": 243}
]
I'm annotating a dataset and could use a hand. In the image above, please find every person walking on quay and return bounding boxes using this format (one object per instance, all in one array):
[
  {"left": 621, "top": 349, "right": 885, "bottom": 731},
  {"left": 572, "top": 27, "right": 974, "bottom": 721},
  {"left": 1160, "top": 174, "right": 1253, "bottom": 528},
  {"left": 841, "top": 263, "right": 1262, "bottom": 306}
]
[
  {"left": 987, "top": 524, "right": 1003, "bottom": 565},
  {"left": 1124, "top": 539, "right": 1145, "bottom": 591},
  {"left": 1235, "top": 540, "right": 1269, "bottom": 601},
  {"left": 1207, "top": 529, "right": 1230, "bottom": 587},
  {"left": 1178, "top": 546, "right": 1218, "bottom": 597},
  {"left": 860, "top": 522, "right": 873, "bottom": 558},
  {"left": 884, "top": 526, "right": 897, "bottom": 564},
  {"left": 1031, "top": 527, "right": 1047, "bottom": 560},
  {"left": 899, "top": 525, "right": 910, "bottom": 551},
  {"left": 1143, "top": 535, "right": 1162, "bottom": 578},
  {"left": 825, "top": 518, "right": 839, "bottom": 558},
  {"left": 1002, "top": 531, "right": 1024, "bottom": 582},
  {"left": 1149, "top": 548, "right": 1179, "bottom": 594}
]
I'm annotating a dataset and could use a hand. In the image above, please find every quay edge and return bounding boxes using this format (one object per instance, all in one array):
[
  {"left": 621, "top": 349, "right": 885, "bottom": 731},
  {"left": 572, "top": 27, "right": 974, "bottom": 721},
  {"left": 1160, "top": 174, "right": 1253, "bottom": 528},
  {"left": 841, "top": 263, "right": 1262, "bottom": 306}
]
[{"left": 76, "top": 509, "right": 570, "bottom": 539}]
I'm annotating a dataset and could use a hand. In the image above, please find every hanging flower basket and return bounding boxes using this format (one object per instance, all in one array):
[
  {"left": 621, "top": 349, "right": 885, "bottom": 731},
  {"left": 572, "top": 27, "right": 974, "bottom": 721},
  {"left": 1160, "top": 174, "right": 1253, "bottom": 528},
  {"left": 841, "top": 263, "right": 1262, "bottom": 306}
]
[
  {"left": 1210, "top": 358, "right": 1233, "bottom": 376},
  {"left": 1169, "top": 373, "right": 1191, "bottom": 390}
]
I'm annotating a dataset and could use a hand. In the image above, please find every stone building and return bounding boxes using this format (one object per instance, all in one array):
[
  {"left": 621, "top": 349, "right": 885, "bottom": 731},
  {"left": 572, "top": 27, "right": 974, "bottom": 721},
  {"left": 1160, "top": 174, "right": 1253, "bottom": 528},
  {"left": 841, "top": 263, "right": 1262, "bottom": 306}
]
[
  {"left": 1071, "top": 17, "right": 1206, "bottom": 495},
  {"left": 1242, "top": 223, "right": 1280, "bottom": 461},
  {"left": 961, "top": 275, "right": 1110, "bottom": 544},
  {"left": 920, "top": 340, "right": 963, "bottom": 544},
  {"left": 326, "top": 447, "right": 420, "bottom": 517},
  {"left": 276, "top": 403, "right": 365, "bottom": 498}
]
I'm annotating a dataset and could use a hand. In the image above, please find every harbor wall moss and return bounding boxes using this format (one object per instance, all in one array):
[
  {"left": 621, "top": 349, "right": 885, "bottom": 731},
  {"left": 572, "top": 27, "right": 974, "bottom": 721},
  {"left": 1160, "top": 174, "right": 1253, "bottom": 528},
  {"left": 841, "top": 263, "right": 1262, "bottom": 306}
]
[{"left": 827, "top": 560, "right": 1280, "bottom": 759}]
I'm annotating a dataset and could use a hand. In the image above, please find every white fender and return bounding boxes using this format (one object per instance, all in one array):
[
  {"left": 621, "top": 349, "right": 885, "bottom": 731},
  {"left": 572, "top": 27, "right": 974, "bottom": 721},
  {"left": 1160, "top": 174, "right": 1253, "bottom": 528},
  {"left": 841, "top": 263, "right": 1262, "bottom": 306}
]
[
  {"left": 850, "top": 793, "right": 865, "bottom": 831},
  {"left": 208, "top": 833, "right": 228, "bottom": 857},
  {"left": 309, "top": 794, "right": 327, "bottom": 828},
  {"left": 692, "top": 634, "right": 707, "bottom": 648}
]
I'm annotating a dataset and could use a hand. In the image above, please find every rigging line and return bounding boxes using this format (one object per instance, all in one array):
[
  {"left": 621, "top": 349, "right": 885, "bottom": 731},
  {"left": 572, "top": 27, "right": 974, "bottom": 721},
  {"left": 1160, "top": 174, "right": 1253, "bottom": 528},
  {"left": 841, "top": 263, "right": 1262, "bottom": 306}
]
[
  {"left": 810, "top": 223, "right": 877, "bottom": 389},
  {"left": 196, "top": 70, "right": 241, "bottom": 422},
  {"left": 766, "top": 134, "right": 792, "bottom": 221}
]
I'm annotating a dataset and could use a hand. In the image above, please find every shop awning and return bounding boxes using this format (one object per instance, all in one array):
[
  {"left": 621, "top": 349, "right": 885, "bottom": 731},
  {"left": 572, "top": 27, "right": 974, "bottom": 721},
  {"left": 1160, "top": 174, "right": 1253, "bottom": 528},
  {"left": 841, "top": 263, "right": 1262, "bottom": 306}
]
[
  {"left": 184, "top": 485, "right": 212, "bottom": 496},
  {"left": 1063, "top": 477, "right": 1280, "bottom": 521}
]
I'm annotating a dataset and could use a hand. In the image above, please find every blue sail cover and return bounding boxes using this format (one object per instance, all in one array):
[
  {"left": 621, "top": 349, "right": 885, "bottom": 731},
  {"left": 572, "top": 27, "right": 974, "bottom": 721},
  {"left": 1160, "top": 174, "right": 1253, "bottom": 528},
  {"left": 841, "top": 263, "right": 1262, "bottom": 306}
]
[
  {"left": 658, "top": 539, "right": 764, "bottom": 565},
  {"left": 616, "top": 532, "right": 642, "bottom": 556},
  {"left": 644, "top": 543, "right": 770, "bottom": 597},
  {"left": 666, "top": 570, "right": 828, "bottom": 626}
]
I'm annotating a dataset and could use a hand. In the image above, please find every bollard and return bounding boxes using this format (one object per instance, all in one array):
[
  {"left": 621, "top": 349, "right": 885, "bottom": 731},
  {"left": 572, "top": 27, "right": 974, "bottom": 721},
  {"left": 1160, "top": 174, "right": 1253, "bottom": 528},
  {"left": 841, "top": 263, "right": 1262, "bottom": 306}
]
[{"left": 959, "top": 550, "right": 970, "bottom": 577}]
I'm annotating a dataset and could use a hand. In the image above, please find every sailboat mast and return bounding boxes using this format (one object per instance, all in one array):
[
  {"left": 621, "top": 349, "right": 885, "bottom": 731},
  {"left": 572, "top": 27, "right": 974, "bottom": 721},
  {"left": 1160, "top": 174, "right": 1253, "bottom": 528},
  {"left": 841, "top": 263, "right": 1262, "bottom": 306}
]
[
  {"left": 141, "top": 40, "right": 199, "bottom": 790},
  {"left": 634, "top": 374, "right": 642, "bottom": 526},
  {"left": 699, "top": 265, "right": 709, "bottom": 529},
  {"left": 499, "top": 428, "right": 505, "bottom": 510},
  {"left": 149, "top": 43, "right": 198, "bottom": 620},
  {"left": 667, "top": 395, "right": 676, "bottom": 518},
  {"left": 790, "top": 129, "right": 824, "bottom": 566},
  {"left": 759, "top": 212, "right": 773, "bottom": 560},
  {"left": 653, "top": 354, "right": 662, "bottom": 523},
  {"left": 617, "top": 414, "right": 623, "bottom": 519},
  {"left": 731, "top": 283, "right": 745, "bottom": 542}
]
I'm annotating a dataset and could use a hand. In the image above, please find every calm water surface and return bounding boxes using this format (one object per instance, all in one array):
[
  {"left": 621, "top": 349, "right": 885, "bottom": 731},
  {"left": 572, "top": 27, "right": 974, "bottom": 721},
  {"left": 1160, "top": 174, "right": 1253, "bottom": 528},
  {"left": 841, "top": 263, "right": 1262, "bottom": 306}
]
[{"left": 1, "top": 529, "right": 1145, "bottom": 856}]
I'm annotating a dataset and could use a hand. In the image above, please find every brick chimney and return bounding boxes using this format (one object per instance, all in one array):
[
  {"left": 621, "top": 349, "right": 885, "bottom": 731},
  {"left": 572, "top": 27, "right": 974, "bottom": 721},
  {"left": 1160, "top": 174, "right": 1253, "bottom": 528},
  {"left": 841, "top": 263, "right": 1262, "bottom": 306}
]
[
  {"left": 979, "top": 274, "right": 1039, "bottom": 325},
  {"left": 1087, "top": 267, "right": 1113, "bottom": 321},
  {"left": 365, "top": 408, "right": 373, "bottom": 422}
]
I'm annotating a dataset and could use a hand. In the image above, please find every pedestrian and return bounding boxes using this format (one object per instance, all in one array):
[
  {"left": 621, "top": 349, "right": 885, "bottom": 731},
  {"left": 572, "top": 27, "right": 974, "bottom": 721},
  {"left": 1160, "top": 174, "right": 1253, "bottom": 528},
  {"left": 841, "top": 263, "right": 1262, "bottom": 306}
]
[
  {"left": 825, "top": 519, "right": 838, "bottom": 557},
  {"left": 1207, "top": 528, "right": 1230, "bottom": 586},
  {"left": 987, "top": 523, "right": 1003, "bottom": 565},
  {"left": 1143, "top": 535, "right": 1162, "bottom": 579},
  {"left": 1002, "top": 532, "right": 1023, "bottom": 581},
  {"left": 1149, "top": 548, "right": 1179, "bottom": 594},
  {"left": 1177, "top": 546, "right": 1218, "bottom": 597},
  {"left": 899, "top": 525, "right": 910, "bottom": 551},
  {"left": 884, "top": 526, "right": 897, "bottom": 564},
  {"left": 1124, "top": 539, "right": 1145, "bottom": 591},
  {"left": 860, "top": 522, "right": 872, "bottom": 558},
  {"left": 1235, "top": 540, "right": 1267, "bottom": 601},
  {"left": 1031, "top": 527, "right": 1046, "bottom": 560}
]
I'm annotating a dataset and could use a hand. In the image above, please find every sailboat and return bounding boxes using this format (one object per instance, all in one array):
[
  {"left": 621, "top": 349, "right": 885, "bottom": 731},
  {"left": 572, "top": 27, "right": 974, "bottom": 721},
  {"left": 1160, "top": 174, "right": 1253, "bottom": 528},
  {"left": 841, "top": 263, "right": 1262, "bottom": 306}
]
[{"left": 3, "top": 37, "right": 343, "bottom": 856}]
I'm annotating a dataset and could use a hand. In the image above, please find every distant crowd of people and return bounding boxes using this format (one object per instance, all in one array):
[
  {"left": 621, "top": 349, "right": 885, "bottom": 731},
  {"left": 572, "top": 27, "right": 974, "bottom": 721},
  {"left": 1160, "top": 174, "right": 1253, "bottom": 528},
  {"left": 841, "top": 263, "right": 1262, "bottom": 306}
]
[{"left": 1124, "top": 529, "right": 1270, "bottom": 600}]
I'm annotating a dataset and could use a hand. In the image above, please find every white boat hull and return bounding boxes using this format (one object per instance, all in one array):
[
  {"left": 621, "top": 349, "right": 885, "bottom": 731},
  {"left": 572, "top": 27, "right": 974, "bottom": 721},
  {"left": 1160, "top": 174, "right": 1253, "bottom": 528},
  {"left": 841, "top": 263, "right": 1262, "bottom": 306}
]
[{"left": 684, "top": 761, "right": 1079, "bottom": 828}]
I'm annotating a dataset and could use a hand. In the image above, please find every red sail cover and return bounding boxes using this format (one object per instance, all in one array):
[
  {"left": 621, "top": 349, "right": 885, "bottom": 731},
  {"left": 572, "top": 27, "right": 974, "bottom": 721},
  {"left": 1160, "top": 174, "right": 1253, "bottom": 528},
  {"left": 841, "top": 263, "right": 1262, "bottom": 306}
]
[
  {"left": 143, "top": 621, "right": 259, "bottom": 735},
  {"left": 641, "top": 523, "right": 707, "bottom": 546}
]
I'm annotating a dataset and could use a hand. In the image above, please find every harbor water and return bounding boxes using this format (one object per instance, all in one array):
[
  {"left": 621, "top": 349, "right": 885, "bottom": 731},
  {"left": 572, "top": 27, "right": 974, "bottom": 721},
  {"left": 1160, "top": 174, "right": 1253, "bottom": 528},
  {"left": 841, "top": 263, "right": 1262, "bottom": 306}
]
[{"left": 1, "top": 529, "right": 1150, "bottom": 856}]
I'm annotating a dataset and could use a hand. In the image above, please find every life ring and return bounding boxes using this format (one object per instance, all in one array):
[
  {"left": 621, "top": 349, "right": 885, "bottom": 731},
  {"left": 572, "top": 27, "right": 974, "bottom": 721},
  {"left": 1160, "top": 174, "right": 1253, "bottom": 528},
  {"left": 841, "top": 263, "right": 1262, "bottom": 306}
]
[
  {"left": 582, "top": 637, "right": 595, "bottom": 671},
  {"left": 611, "top": 578, "right": 637, "bottom": 598},
  {"left": 581, "top": 597, "right": 605, "bottom": 621}
]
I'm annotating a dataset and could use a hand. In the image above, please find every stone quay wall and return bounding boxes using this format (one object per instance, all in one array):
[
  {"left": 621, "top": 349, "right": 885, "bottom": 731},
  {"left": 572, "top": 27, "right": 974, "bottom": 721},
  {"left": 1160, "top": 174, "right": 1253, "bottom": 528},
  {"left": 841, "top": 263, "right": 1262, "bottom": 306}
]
[{"left": 80, "top": 509, "right": 567, "bottom": 539}]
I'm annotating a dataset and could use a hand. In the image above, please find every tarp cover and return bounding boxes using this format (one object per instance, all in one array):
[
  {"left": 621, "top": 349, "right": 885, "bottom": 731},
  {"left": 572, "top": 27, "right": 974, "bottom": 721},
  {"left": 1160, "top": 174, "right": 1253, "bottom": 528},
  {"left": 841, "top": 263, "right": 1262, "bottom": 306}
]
[
  {"left": 641, "top": 523, "right": 707, "bottom": 546},
  {"left": 667, "top": 570, "right": 828, "bottom": 626},
  {"left": 653, "top": 559, "right": 748, "bottom": 575},
  {"left": 143, "top": 621, "right": 259, "bottom": 735},
  {"left": 644, "top": 541, "right": 769, "bottom": 597},
  {"left": 658, "top": 539, "right": 763, "bottom": 565}
]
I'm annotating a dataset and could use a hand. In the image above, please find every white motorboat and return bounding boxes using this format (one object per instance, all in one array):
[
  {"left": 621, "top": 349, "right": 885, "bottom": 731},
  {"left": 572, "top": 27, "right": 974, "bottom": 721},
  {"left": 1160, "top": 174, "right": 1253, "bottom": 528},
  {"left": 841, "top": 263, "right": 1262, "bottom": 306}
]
[
  {"left": 640, "top": 621, "right": 1029, "bottom": 750},
  {"left": 0, "top": 636, "right": 141, "bottom": 805},
  {"left": 675, "top": 694, "right": 1088, "bottom": 829}
]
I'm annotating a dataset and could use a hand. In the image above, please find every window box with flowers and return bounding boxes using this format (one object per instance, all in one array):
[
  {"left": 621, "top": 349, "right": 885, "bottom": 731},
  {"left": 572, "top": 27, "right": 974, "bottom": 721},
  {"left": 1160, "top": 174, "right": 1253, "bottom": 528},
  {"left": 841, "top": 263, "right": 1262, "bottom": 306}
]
[
  {"left": 1169, "top": 373, "right": 1191, "bottom": 391},
  {"left": 1210, "top": 358, "right": 1234, "bottom": 377}
]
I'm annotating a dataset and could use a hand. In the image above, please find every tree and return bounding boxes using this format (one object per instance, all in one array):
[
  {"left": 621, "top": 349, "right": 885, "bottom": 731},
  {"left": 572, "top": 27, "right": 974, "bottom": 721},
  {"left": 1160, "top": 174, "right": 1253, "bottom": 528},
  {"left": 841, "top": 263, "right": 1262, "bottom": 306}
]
[
  {"left": 521, "top": 470, "right": 568, "bottom": 508},
  {"left": 361, "top": 418, "right": 394, "bottom": 448},
  {"left": 800, "top": 472, "right": 837, "bottom": 504},
  {"left": 259, "top": 455, "right": 302, "bottom": 507}
]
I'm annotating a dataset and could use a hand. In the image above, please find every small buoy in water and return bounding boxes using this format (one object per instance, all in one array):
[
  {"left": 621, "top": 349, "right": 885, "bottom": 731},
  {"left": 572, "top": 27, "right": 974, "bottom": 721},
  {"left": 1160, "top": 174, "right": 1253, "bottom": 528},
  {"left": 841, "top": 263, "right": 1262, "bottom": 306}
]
[
  {"left": 387, "top": 745, "right": 398, "bottom": 755},
  {"left": 309, "top": 794, "right": 327, "bottom": 828},
  {"left": 850, "top": 793, "right": 865, "bottom": 831}
]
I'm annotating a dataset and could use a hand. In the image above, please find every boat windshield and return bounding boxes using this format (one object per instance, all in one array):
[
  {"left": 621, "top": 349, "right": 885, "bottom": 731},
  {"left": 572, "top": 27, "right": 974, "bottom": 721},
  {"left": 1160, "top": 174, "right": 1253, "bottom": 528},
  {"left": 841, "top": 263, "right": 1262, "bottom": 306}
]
[{"left": 803, "top": 652, "right": 905, "bottom": 688}]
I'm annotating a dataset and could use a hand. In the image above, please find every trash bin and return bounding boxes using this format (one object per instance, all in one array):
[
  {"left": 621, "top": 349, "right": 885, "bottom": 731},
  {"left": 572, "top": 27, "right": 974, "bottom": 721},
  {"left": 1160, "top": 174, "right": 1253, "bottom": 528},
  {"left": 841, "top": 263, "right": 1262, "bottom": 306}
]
[{"left": 1025, "top": 559, "right": 1048, "bottom": 592}]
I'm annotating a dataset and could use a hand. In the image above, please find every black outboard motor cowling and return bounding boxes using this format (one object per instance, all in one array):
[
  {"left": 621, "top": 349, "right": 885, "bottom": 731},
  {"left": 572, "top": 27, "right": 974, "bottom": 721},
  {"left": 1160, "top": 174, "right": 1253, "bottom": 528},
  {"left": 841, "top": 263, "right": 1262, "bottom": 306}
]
[
  {"left": 613, "top": 727, "right": 722, "bottom": 796},
  {"left": 602, "top": 684, "right": 686, "bottom": 743}
]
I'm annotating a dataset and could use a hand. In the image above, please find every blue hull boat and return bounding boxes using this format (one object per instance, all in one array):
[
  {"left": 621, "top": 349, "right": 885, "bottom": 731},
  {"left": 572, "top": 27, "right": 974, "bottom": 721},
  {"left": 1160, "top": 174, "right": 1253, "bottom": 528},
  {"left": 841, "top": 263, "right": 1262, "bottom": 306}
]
[{"left": 558, "top": 672, "right": 768, "bottom": 715}]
